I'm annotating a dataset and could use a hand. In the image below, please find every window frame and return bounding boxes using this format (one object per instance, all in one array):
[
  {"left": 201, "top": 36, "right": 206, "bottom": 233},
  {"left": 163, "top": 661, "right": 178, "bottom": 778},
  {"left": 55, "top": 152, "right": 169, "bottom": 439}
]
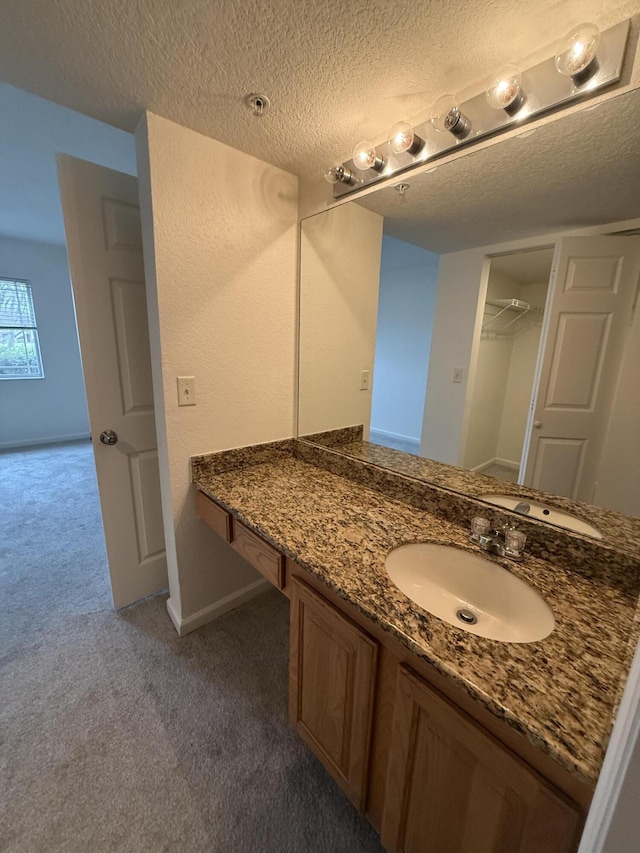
[{"left": 0, "top": 277, "right": 45, "bottom": 380}]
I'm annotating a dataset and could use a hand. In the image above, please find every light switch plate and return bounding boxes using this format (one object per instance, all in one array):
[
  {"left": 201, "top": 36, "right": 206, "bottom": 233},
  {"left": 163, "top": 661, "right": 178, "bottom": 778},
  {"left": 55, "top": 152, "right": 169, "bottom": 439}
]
[
  {"left": 177, "top": 376, "right": 196, "bottom": 406},
  {"left": 360, "top": 369, "right": 370, "bottom": 391}
]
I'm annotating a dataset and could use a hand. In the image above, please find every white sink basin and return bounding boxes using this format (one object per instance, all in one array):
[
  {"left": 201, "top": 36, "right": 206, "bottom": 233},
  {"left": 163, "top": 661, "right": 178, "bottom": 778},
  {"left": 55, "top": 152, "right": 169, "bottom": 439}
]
[
  {"left": 385, "top": 543, "right": 555, "bottom": 643},
  {"left": 478, "top": 494, "right": 602, "bottom": 539}
]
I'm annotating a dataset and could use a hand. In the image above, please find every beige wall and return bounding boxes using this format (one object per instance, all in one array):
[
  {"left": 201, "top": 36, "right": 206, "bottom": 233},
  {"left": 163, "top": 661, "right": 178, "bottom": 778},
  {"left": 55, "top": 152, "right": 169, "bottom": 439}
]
[
  {"left": 298, "top": 203, "right": 383, "bottom": 437},
  {"left": 135, "top": 112, "right": 298, "bottom": 630}
]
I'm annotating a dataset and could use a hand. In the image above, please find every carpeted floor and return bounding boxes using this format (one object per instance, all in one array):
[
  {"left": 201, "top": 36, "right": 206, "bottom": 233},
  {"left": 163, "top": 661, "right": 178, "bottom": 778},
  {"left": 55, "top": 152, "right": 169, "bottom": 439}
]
[{"left": 0, "top": 441, "right": 384, "bottom": 852}]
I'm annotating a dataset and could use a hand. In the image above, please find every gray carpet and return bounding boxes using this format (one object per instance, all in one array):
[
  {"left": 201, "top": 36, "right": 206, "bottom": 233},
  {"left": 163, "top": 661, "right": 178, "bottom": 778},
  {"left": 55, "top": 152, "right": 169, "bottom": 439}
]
[{"left": 0, "top": 442, "right": 384, "bottom": 852}]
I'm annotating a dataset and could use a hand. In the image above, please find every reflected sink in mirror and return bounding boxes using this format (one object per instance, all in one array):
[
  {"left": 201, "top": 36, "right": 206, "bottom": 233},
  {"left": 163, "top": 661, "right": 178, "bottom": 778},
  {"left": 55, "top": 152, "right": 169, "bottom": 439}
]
[
  {"left": 385, "top": 543, "right": 555, "bottom": 643},
  {"left": 478, "top": 495, "right": 602, "bottom": 539}
]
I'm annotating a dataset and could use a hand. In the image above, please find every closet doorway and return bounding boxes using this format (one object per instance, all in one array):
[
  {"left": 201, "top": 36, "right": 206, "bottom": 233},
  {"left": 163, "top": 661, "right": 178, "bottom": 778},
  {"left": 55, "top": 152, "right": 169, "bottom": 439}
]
[{"left": 462, "top": 248, "right": 553, "bottom": 483}]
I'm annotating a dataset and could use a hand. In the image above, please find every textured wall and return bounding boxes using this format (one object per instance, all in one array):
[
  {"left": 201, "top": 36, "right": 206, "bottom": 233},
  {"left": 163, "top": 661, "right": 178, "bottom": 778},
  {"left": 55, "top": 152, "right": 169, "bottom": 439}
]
[
  {"left": 0, "top": 235, "right": 89, "bottom": 448},
  {"left": 298, "top": 203, "right": 383, "bottom": 437},
  {"left": 370, "top": 236, "right": 439, "bottom": 443},
  {"left": 136, "top": 112, "right": 298, "bottom": 623}
]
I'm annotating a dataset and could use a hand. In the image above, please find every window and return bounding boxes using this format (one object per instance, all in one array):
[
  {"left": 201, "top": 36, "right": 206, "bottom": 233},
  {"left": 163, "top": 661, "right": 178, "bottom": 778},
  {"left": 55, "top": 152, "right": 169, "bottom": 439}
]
[{"left": 0, "top": 278, "right": 44, "bottom": 379}]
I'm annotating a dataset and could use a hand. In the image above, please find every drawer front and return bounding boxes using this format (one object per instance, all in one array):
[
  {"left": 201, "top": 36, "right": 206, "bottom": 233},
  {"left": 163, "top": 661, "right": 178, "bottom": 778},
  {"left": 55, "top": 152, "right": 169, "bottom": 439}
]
[
  {"left": 233, "top": 521, "right": 284, "bottom": 589},
  {"left": 196, "top": 490, "right": 233, "bottom": 543}
]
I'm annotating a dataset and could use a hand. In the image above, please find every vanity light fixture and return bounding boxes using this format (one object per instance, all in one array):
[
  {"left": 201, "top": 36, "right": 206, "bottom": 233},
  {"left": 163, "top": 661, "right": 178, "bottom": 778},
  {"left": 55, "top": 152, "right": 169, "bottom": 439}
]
[
  {"left": 388, "top": 122, "right": 425, "bottom": 155},
  {"left": 430, "top": 94, "right": 472, "bottom": 139},
  {"left": 353, "top": 140, "right": 386, "bottom": 172},
  {"left": 324, "top": 165, "right": 357, "bottom": 186},
  {"left": 486, "top": 65, "right": 527, "bottom": 115},
  {"left": 555, "top": 23, "right": 601, "bottom": 83},
  {"left": 328, "top": 18, "right": 629, "bottom": 200}
]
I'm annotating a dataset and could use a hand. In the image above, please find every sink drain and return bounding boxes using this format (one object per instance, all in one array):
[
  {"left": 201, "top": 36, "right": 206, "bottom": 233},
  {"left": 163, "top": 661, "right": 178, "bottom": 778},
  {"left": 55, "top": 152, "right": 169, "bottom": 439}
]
[{"left": 456, "top": 608, "right": 478, "bottom": 626}]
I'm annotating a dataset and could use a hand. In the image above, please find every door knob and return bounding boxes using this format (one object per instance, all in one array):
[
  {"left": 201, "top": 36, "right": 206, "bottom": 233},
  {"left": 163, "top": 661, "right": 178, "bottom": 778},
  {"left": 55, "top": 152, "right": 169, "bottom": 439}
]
[
  {"left": 99, "top": 430, "right": 118, "bottom": 446},
  {"left": 533, "top": 421, "right": 542, "bottom": 428}
]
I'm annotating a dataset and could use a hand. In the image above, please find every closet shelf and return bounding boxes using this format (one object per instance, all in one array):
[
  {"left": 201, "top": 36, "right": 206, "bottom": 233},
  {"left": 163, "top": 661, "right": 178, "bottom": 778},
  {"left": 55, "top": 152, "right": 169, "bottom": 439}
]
[{"left": 482, "top": 298, "right": 543, "bottom": 338}]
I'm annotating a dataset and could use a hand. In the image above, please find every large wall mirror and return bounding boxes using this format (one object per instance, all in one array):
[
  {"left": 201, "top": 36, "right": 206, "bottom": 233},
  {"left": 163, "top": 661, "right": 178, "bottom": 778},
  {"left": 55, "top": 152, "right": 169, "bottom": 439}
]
[{"left": 298, "top": 88, "right": 640, "bottom": 533}]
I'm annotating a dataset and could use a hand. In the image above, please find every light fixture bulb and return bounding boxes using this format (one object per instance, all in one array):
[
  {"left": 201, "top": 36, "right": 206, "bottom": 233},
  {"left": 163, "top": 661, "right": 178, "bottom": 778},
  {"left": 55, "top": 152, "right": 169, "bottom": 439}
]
[
  {"left": 486, "top": 65, "right": 527, "bottom": 115},
  {"left": 388, "top": 122, "right": 424, "bottom": 155},
  {"left": 555, "top": 23, "right": 601, "bottom": 82},
  {"left": 324, "top": 165, "right": 356, "bottom": 186},
  {"left": 430, "top": 94, "right": 471, "bottom": 139},
  {"left": 352, "top": 140, "right": 385, "bottom": 172}
]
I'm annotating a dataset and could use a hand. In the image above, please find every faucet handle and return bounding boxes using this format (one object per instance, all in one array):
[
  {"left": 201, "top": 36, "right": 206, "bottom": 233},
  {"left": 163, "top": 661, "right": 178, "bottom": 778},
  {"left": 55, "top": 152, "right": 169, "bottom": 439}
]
[
  {"left": 503, "top": 526, "right": 527, "bottom": 559},
  {"left": 470, "top": 516, "right": 490, "bottom": 543}
]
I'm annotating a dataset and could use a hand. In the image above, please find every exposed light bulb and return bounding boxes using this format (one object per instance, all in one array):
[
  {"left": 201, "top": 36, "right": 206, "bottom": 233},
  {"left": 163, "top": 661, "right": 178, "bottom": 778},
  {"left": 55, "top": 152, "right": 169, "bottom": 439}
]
[
  {"left": 486, "top": 65, "right": 527, "bottom": 115},
  {"left": 324, "top": 165, "right": 356, "bottom": 186},
  {"left": 430, "top": 94, "right": 471, "bottom": 139},
  {"left": 555, "top": 23, "right": 601, "bottom": 82},
  {"left": 352, "top": 140, "right": 385, "bottom": 172},
  {"left": 388, "top": 122, "right": 425, "bottom": 155}
]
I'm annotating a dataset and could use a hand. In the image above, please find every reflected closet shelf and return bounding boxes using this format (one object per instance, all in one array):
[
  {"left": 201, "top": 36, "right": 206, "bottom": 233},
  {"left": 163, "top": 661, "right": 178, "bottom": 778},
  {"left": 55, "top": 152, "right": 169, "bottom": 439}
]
[{"left": 482, "top": 298, "right": 543, "bottom": 338}]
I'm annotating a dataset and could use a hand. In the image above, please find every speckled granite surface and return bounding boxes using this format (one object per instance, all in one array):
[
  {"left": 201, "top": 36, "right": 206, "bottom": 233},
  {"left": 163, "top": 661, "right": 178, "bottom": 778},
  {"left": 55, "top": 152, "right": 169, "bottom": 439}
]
[
  {"left": 301, "top": 434, "right": 640, "bottom": 558},
  {"left": 293, "top": 441, "right": 640, "bottom": 591},
  {"left": 193, "top": 445, "right": 640, "bottom": 786},
  {"left": 299, "top": 425, "right": 364, "bottom": 447}
]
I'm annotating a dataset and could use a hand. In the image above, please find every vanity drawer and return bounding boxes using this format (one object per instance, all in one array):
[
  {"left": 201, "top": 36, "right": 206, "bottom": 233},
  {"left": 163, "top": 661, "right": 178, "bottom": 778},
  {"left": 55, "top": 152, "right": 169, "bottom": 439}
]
[
  {"left": 196, "top": 490, "right": 233, "bottom": 543},
  {"left": 232, "top": 521, "right": 285, "bottom": 590}
]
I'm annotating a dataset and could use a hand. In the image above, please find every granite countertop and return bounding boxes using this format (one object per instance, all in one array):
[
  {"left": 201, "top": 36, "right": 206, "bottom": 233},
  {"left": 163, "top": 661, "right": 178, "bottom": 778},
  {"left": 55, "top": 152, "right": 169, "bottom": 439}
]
[
  {"left": 302, "top": 434, "right": 640, "bottom": 558},
  {"left": 193, "top": 445, "right": 639, "bottom": 786}
]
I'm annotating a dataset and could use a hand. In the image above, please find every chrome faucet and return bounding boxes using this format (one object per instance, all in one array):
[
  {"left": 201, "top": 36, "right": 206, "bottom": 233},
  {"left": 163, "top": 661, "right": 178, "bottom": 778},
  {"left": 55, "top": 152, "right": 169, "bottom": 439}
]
[{"left": 469, "top": 517, "right": 526, "bottom": 561}]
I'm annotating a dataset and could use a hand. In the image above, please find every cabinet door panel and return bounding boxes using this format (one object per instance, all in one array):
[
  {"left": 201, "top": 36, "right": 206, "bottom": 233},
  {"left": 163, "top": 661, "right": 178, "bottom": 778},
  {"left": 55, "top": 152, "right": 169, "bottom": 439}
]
[
  {"left": 289, "top": 577, "right": 378, "bottom": 812},
  {"left": 382, "top": 666, "right": 581, "bottom": 853}
]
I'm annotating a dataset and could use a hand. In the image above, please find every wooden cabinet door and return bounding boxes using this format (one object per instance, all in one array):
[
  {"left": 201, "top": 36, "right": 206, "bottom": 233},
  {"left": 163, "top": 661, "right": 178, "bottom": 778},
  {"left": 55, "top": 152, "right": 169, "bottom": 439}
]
[
  {"left": 382, "top": 666, "right": 582, "bottom": 853},
  {"left": 289, "top": 576, "right": 378, "bottom": 812}
]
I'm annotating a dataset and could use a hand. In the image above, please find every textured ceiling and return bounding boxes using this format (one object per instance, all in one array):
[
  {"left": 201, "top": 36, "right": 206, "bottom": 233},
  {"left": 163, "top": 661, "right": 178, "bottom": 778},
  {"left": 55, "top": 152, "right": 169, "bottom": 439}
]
[
  {"left": 490, "top": 249, "right": 555, "bottom": 284},
  {"left": 0, "top": 0, "right": 638, "bottom": 184},
  {"left": 353, "top": 89, "right": 640, "bottom": 254}
]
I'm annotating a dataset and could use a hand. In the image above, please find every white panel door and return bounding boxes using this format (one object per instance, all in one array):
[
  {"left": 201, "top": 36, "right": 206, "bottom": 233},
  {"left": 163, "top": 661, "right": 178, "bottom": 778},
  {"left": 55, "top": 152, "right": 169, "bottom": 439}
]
[
  {"left": 522, "top": 236, "right": 640, "bottom": 502},
  {"left": 58, "top": 154, "right": 167, "bottom": 609}
]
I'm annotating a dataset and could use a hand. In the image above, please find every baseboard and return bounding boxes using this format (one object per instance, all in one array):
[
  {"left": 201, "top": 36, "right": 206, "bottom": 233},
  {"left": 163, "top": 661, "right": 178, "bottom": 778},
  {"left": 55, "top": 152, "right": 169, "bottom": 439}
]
[
  {"left": 0, "top": 433, "right": 91, "bottom": 451},
  {"left": 166, "top": 577, "right": 271, "bottom": 637},
  {"left": 369, "top": 428, "right": 420, "bottom": 452},
  {"left": 470, "top": 457, "right": 496, "bottom": 473},
  {"left": 494, "top": 456, "right": 520, "bottom": 471},
  {"left": 471, "top": 456, "right": 519, "bottom": 473}
]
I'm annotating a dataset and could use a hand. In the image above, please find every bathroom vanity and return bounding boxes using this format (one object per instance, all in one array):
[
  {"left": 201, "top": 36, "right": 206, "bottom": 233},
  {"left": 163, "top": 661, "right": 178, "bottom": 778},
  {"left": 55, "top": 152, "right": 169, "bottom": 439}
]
[{"left": 192, "top": 438, "right": 640, "bottom": 853}]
